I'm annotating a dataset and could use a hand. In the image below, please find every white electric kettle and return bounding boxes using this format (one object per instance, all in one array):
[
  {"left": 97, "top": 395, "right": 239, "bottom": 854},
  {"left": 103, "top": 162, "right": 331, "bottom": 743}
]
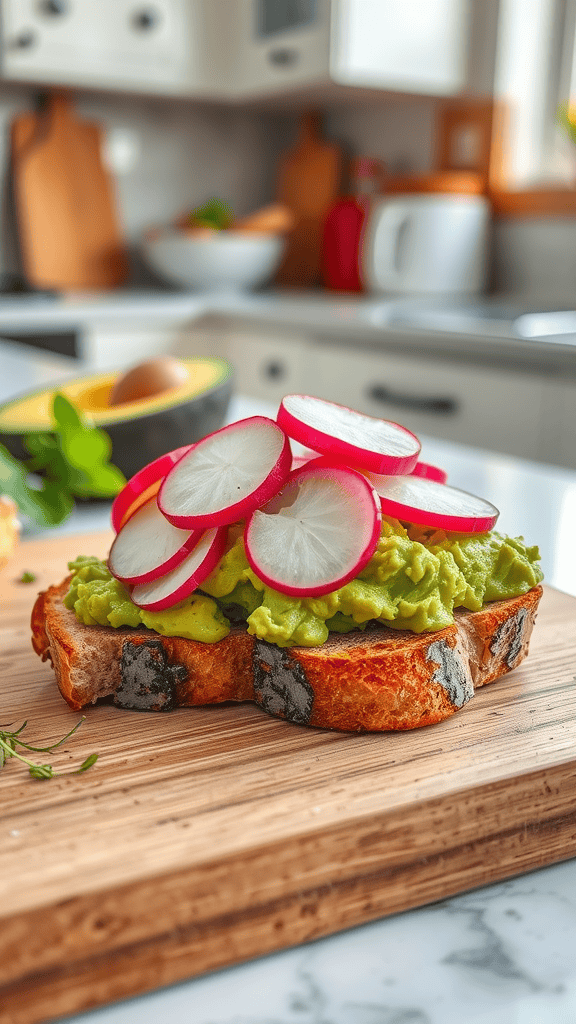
[{"left": 361, "top": 193, "right": 490, "bottom": 295}]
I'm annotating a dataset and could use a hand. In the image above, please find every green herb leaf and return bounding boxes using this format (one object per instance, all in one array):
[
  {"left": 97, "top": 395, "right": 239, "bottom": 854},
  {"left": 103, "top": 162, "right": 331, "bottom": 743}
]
[
  {"left": 29, "top": 764, "right": 54, "bottom": 780},
  {"left": 3, "top": 392, "right": 125, "bottom": 525},
  {"left": 52, "top": 393, "right": 126, "bottom": 499},
  {"left": 189, "top": 197, "right": 234, "bottom": 230},
  {"left": 19, "top": 571, "right": 36, "bottom": 583},
  {"left": 52, "top": 392, "right": 83, "bottom": 430},
  {"left": 76, "top": 753, "right": 99, "bottom": 773},
  {"left": 0, "top": 444, "right": 72, "bottom": 525}
]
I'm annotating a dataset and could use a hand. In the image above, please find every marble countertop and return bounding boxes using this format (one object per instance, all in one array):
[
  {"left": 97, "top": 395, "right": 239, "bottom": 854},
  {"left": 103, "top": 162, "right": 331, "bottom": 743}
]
[
  {"left": 2, "top": 340, "right": 576, "bottom": 1024},
  {"left": 56, "top": 859, "right": 576, "bottom": 1024},
  {"left": 1, "top": 288, "right": 576, "bottom": 374}
]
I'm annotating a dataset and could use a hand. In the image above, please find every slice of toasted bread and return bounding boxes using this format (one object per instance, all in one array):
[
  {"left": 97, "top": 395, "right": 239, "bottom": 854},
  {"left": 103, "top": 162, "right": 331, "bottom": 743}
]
[{"left": 31, "top": 580, "right": 543, "bottom": 732}]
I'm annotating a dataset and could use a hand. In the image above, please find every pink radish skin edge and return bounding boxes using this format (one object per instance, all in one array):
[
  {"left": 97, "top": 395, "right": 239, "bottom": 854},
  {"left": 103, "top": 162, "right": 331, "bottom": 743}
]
[
  {"left": 129, "top": 527, "right": 227, "bottom": 612},
  {"left": 376, "top": 494, "right": 498, "bottom": 533},
  {"left": 108, "top": 520, "right": 204, "bottom": 586},
  {"left": 412, "top": 461, "right": 448, "bottom": 484},
  {"left": 244, "top": 463, "right": 382, "bottom": 598},
  {"left": 111, "top": 444, "right": 193, "bottom": 533},
  {"left": 157, "top": 417, "right": 293, "bottom": 530},
  {"left": 277, "top": 398, "right": 421, "bottom": 476}
]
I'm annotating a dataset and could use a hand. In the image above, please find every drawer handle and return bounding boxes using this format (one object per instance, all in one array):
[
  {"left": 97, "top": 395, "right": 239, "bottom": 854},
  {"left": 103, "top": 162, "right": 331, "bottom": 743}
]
[
  {"left": 268, "top": 48, "right": 299, "bottom": 67},
  {"left": 366, "top": 384, "right": 459, "bottom": 416},
  {"left": 262, "top": 360, "right": 285, "bottom": 380}
]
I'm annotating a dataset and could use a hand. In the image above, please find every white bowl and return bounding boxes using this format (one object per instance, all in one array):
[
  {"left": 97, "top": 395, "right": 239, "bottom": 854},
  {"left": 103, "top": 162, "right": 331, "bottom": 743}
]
[{"left": 142, "top": 229, "right": 286, "bottom": 291}]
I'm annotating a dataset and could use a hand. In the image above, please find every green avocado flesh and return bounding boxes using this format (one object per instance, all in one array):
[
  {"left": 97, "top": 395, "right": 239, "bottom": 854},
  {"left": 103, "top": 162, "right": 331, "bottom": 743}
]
[{"left": 64, "top": 517, "right": 544, "bottom": 648}]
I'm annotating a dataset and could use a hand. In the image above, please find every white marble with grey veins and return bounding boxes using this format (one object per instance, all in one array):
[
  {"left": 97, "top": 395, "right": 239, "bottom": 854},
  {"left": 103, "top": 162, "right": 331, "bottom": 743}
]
[{"left": 57, "top": 859, "right": 576, "bottom": 1024}]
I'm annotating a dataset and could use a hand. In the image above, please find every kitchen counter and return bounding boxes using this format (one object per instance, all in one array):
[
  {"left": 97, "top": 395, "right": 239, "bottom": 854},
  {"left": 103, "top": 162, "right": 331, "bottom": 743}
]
[
  {"left": 2, "top": 339, "right": 576, "bottom": 1024},
  {"left": 1, "top": 288, "right": 576, "bottom": 376}
]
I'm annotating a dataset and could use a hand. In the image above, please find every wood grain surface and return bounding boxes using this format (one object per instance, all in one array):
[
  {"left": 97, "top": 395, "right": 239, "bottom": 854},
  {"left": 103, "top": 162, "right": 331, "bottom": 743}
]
[
  {"left": 11, "top": 93, "right": 128, "bottom": 291},
  {"left": 1, "top": 531, "right": 575, "bottom": 1024}
]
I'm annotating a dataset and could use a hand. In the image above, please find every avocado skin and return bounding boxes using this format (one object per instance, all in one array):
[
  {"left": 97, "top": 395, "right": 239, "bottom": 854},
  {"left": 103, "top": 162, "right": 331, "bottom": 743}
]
[{"left": 0, "top": 374, "right": 234, "bottom": 480}]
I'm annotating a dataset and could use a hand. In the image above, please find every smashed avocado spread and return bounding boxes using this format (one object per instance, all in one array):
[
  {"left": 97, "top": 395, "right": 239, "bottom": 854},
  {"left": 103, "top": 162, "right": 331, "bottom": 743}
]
[{"left": 64, "top": 517, "right": 543, "bottom": 647}]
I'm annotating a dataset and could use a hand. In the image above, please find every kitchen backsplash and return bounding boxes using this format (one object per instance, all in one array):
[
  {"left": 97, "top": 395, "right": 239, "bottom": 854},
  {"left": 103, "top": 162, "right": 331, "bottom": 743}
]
[
  {"left": 0, "top": 83, "right": 439, "bottom": 286},
  {"left": 0, "top": 79, "right": 574, "bottom": 299},
  {"left": 492, "top": 217, "right": 576, "bottom": 300},
  {"left": 0, "top": 82, "right": 293, "bottom": 282}
]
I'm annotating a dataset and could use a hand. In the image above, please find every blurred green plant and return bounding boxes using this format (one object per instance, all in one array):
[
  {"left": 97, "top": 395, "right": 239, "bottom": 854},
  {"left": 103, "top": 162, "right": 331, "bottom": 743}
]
[
  {"left": 188, "top": 196, "right": 234, "bottom": 230},
  {"left": 0, "top": 392, "right": 126, "bottom": 527},
  {"left": 557, "top": 103, "right": 576, "bottom": 145}
]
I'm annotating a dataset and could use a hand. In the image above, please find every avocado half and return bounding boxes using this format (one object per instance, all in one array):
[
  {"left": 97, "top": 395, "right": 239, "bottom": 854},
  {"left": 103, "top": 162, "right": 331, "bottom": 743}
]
[{"left": 0, "top": 356, "right": 234, "bottom": 480}]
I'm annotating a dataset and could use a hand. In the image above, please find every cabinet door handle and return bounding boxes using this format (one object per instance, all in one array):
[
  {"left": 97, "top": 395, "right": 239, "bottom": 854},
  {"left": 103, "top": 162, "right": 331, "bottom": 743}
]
[
  {"left": 366, "top": 384, "right": 459, "bottom": 416},
  {"left": 268, "top": 48, "right": 299, "bottom": 67},
  {"left": 132, "top": 7, "right": 161, "bottom": 30},
  {"left": 38, "top": 0, "right": 69, "bottom": 15},
  {"left": 10, "top": 29, "right": 37, "bottom": 49}
]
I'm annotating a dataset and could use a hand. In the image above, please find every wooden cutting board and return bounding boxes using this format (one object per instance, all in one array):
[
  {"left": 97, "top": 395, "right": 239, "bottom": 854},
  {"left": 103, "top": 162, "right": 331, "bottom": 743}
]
[
  {"left": 10, "top": 93, "right": 129, "bottom": 291},
  {"left": 1, "top": 531, "right": 576, "bottom": 1024},
  {"left": 274, "top": 112, "right": 342, "bottom": 288}
]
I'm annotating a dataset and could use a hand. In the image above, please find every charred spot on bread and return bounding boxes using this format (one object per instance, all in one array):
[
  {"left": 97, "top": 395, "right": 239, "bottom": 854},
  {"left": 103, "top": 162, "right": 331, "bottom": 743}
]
[
  {"left": 490, "top": 607, "right": 529, "bottom": 668},
  {"left": 425, "top": 638, "right": 474, "bottom": 709},
  {"left": 115, "top": 640, "right": 188, "bottom": 711},
  {"left": 253, "top": 641, "right": 315, "bottom": 725}
]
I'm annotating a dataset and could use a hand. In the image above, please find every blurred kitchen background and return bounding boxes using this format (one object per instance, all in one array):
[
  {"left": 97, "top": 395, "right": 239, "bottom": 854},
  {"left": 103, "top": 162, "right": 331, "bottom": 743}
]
[{"left": 1, "top": 0, "right": 576, "bottom": 472}]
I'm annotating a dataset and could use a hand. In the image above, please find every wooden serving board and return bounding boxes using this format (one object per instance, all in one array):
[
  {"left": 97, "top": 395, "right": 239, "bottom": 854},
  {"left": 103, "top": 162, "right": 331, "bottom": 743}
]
[{"left": 1, "top": 532, "right": 576, "bottom": 1024}]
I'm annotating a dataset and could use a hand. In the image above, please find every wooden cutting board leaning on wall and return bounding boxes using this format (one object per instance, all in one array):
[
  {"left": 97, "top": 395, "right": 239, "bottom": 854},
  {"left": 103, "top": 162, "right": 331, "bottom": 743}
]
[
  {"left": 10, "top": 92, "right": 129, "bottom": 291},
  {"left": 274, "top": 112, "right": 342, "bottom": 287}
]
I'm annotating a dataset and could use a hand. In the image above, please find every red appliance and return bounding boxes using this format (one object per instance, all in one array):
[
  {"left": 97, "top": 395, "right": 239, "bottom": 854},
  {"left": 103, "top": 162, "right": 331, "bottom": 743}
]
[{"left": 321, "top": 158, "right": 383, "bottom": 292}]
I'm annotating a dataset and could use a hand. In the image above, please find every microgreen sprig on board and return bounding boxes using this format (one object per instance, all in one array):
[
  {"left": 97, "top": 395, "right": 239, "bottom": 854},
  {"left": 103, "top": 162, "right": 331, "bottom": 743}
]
[{"left": 0, "top": 716, "right": 98, "bottom": 780}]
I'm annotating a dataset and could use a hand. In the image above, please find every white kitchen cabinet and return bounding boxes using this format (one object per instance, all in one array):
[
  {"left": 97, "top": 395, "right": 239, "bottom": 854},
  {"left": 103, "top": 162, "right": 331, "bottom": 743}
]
[
  {"left": 57, "top": 311, "right": 576, "bottom": 470},
  {"left": 233, "top": 0, "right": 498, "bottom": 100},
  {"left": 184, "top": 326, "right": 310, "bottom": 404},
  {"left": 546, "top": 380, "right": 576, "bottom": 471},
  {"left": 79, "top": 322, "right": 201, "bottom": 369},
  {"left": 0, "top": 0, "right": 498, "bottom": 100},
  {"left": 305, "top": 341, "right": 546, "bottom": 462},
  {"left": 183, "top": 322, "right": 558, "bottom": 466},
  {"left": 0, "top": 0, "right": 205, "bottom": 95}
]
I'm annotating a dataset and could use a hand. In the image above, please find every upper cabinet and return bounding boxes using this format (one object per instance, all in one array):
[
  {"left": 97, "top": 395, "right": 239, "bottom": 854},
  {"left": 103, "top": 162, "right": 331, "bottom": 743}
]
[
  {"left": 235, "top": 0, "right": 491, "bottom": 100},
  {"left": 0, "top": 0, "right": 203, "bottom": 94},
  {"left": 0, "top": 0, "right": 498, "bottom": 100}
]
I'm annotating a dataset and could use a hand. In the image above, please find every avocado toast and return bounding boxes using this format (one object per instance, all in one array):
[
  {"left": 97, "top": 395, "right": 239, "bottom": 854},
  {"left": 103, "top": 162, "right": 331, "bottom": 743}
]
[{"left": 31, "top": 395, "right": 544, "bottom": 732}]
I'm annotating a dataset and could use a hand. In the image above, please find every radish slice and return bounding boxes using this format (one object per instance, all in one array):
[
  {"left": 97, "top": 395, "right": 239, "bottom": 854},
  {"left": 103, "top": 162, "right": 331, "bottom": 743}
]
[
  {"left": 365, "top": 473, "right": 499, "bottom": 533},
  {"left": 411, "top": 461, "right": 448, "bottom": 484},
  {"left": 245, "top": 463, "right": 382, "bottom": 597},
  {"left": 291, "top": 452, "right": 319, "bottom": 470},
  {"left": 108, "top": 498, "right": 201, "bottom": 585},
  {"left": 158, "top": 417, "right": 292, "bottom": 529},
  {"left": 111, "top": 445, "right": 193, "bottom": 533},
  {"left": 277, "top": 394, "right": 420, "bottom": 475},
  {"left": 130, "top": 526, "right": 227, "bottom": 611}
]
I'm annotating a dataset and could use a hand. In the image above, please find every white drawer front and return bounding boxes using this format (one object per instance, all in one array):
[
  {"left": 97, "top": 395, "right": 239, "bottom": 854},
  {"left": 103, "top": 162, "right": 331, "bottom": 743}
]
[
  {"left": 218, "top": 332, "right": 308, "bottom": 406},
  {"left": 305, "top": 344, "right": 544, "bottom": 461},
  {"left": 549, "top": 381, "right": 576, "bottom": 470}
]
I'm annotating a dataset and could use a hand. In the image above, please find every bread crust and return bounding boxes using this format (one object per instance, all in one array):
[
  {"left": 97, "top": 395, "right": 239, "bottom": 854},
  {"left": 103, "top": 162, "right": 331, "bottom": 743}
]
[{"left": 31, "top": 580, "right": 543, "bottom": 731}]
